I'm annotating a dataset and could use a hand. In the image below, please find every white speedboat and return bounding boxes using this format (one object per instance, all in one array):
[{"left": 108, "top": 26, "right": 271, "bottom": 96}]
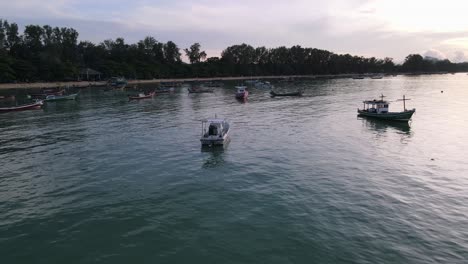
[
  {"left": 200, "top": 118, "right": 230, "bottom": 146},
  {"left": 235, "top": 86, "right": 248, "bottom": 100}
]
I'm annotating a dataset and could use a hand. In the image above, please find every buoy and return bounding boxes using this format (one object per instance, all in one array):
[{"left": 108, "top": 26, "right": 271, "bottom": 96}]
[
  {"left": 431, "top": 158, "right": 435, "bottom": 161},
  {"left": 441, "top": 91, "right": 444, "bottom": 93}
]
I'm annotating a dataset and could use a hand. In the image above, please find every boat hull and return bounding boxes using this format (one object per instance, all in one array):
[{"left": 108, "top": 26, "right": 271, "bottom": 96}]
[
  {"left": 357, "top": 109, "right": 416, "bottom": 121},
  {"left": 270, "top": 91, "right": 302, "bottom": 97},
  {"left": 235, "top": 91, "right": 248, "bottom": 100},
  {"left": 188, "top": 87, "right": 214, "bottom": 93},
  {"left": 0, "top": 101, "right": 43, "bottom": 112},
  {"left": 200, "top": 132, "right": 230, "bottom": 146},
  {"left": 45, "top": 93, "right": 78, "bottom": 102},
  {"left": 128, "top": 92, "right": 155, "bottom": 100}
]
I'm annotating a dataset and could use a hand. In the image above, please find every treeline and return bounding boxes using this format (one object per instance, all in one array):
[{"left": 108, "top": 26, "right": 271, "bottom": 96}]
[{"left": 1, "top": 18, "right": 468, "bottom": 82}]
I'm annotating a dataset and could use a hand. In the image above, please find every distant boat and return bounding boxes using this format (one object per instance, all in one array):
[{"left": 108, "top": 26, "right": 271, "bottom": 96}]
[
  {"left": 371, "top": 74, "right": 384, "bottom": 79},
  {"left": 200, "top": 118, "right": 230, "bottom": 146},
  {"left": 255, "top": 81, "right": 273, "bottom": 89},
  {"left": 128, "top": 91, "right": 155, "bottom": 100},
  {"left": 245, "top": 79, "right": 260, "bottom": 85},
  {"left": 107, "top": 77, "right": 127, "bottom": 89},
  {"left": 44, "top": 93, "right": 79, "bottom": 102},
  {"left": 188, "top": 86, "right": 214, "bottom": 93},
  {"left": 30, "top": 88, "right": 64, "bottom": 99},
  {"left": 235, "top": 86, "right": 248, "bottom": 100},
  {"left": 357, "top": 94, "right": 415, "bottom": 121},
  {"left": 0, "top": 95, "right": 15, "bottom": 101},
  {"left": 352, "top": 75, "right": 365, "bottom": 79},
  {"left": 202, "top": 81, "right": 224, "bottom": 88},
  {"left": 155, "top": 86, "right": 175, "bottom": 94},
  {"left": 270, "top": 90, "right": 302, "bottom": 97},
  {"left": 0, "top": 100, "right": 43, "bottom": 113}
]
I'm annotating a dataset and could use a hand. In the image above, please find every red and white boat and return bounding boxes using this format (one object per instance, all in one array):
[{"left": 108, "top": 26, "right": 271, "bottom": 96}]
[
  {"left": 128, "top": 92, "right": 155, "bottom": 100},
  {"left": 0, "top": 100, "right": 43, "bottom": 113},
  {"left": 235, "top": 86, "right": 248, "bottom": 100}
]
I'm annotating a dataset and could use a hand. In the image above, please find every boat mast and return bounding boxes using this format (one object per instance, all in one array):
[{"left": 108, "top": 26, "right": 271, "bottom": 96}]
[{"left": 397, "top": 95, "right": 411, "bottom": 111}]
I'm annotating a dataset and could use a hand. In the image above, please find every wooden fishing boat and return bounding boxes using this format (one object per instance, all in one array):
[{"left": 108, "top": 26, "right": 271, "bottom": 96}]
[
  {"left": 235, "top": 86, "right": 248, "bottom": 100},
  {"left": 0, "top": 100, "right": 43, "bottom": 112},
  {"left": 200, "top": 117, "right": 230, "bottom": 146},
  {"left": 357, "top": 94, "right": 415, "bottom": 121},
  {"left": 155, "top": 87, "right": 175, "bottom": 94},
  {"left": 188, "top": 87, "right": 214, "bottom": 93},
  {"left": 45, "top": 93, "right": 79, "bottom": 102},
  {"left": 30, "top": 89, "right": 65, "bottom": 99},
  {"left": 107, "top": 77, "right": 127, "bottom": 89},
  {"left": 270, "top": 90, "right": 302, "bottom": 97},
  {"left": 128, "top": 92, "right": 155, "bottom": 100}
]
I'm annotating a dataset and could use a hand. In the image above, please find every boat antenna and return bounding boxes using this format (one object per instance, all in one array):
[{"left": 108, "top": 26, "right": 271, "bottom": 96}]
[
  {"left": 396, "top": 95, "right": 411, "bottom": 111},
  {"left": 380, "top": 94, "right": 386, "bottom": 101}
]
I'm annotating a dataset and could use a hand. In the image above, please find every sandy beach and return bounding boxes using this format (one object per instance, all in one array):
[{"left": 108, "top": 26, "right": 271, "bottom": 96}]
[{"left": 0, "top": 74, "right": 357, "bottom": 90}]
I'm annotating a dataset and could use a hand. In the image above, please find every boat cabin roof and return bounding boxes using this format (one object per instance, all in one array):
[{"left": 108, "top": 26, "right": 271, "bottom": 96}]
[
  {"left": 235, "top": 86, "right": 247, "bottom": 89},
  {"left": 202, "top": 118, "right": 227, "bottom": 124},
  {"left": 363, "top": 99, "right": 389, "bottom": 105}
]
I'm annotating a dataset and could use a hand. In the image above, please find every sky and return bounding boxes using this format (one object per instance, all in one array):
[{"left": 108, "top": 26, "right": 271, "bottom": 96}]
[{"left": 2, "top": 0, "right": 468, "bottom": 63}]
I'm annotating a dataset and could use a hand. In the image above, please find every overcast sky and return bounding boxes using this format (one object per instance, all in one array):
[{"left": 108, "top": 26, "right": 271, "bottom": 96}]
[{"left": 2, "top": 0, "right": 468, "bottom": 62}]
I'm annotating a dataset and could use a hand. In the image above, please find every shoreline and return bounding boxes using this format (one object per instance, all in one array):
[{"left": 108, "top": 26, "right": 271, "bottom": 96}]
[
  {"left": 0, "top": 74, "right": 360, "bottom": 90},
  {"left": 0, "top": 72, "right": 458, "bottom": 90}
]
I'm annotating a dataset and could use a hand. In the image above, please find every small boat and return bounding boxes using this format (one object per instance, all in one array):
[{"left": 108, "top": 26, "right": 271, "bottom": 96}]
[
  {"left": 188, "top": 86, "right": 214, "bottom": 93},
  {"left": 352, "top": 75, "right": 365, "bottom": 79},
  {"left": 255, "top": 81, "right": 273, "bottom": 89},
  {"left": 0, "top": 100, "right": 43, "bottom": 113},
  {"left": 155, "top": 87, "right": 175, "bottom": 94},
  {"left": 245, "top": 79, "right": 260, "bottom": 85},
  {"left": 235, "top": 86, "right": 248, "bottom": 100},
  {"left": 0, "top": 95, "right": 16, "bottom": 101},
  {"left": 202, "top": 81, "right": 224, "bottom": 88},
  {"left": 30, "top": 89, "right": 65, "bottom": 99},
  {"left": 371, "top": 74, "right": 384, "bottom": 79},
  {"left": 270, "top": 90, "right": 302, "bottom": 97},
  {"left": 45, "top": 93, "right": 79, "bottom": 102},
  {"left": 128, "top": 92, "right": 155, "bottom": 100},
  {"left": 107, "top": 77, "right": 127, "bottom": 89},
  {"left": 200, "top": 118, "right": 230, "bottom": 146},
  {"left": 357, "top": 94, "right": 415, "bottom": 121}
]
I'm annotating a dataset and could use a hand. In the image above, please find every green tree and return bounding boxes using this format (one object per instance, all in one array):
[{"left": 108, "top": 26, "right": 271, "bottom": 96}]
[{"left": 184, "top": 42, "right": 207, "bottom": 64}]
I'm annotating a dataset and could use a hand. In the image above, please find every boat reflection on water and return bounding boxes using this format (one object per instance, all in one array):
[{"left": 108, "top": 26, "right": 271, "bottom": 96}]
[
  {"left": 201, "top": 138, "right": 230, "bottom": 168},
  {"left": 359, "top": 117, "right": 412, "bottom": 134}
]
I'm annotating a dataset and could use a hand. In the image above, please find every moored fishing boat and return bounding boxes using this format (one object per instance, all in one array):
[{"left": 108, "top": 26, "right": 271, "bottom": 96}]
[
  {"left": 188, "top": 86, "right": 214, "bottom": 93},
  {"left": 107, "top": 77, "right": 127, "bottom": 89},
  {"left": 200, "top": 117, "right": 230, "bottom": 146},
  {"left": 357, "top": 94, "right": 415, "bottom": 121},
  {"left": 0, "top": 100, "right": 43, "bottom": 113},
  {"left": 235, "top": 86, "right": 248, "bottom": 100},
  {"left": 128, "top": 91, "right": 155, "bottom": 100},
  {"left": 270, "top": 90, "right": 302, "bottom": 97},
  {"left": 255, "top": 81, "right": 272, "bottom": 89},
  {"left": 44, "top": 92, "right": 79, "bottom": 102},
  {"left": 371, "top": 74, "right": 384, "bottom": 79},
  {"left": 30, "top": 88, "right": 65, "bottom": 99}
]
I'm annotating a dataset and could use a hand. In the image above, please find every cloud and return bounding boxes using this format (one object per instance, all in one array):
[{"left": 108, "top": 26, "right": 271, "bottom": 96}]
[
  {"left": 423, "top": 49, "right": 447, "bottom": 60},
  {"left": 452, "top": 51, "right": 468, "bottom": 63},
  {"left": 1, "top": 0, "right": 468, "bottom": 61}
]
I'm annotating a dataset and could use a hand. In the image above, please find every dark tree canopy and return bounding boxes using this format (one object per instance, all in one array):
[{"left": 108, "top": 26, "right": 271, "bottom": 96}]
[{"left": 0, "top": 18, "right": 467, "bottom": 83}]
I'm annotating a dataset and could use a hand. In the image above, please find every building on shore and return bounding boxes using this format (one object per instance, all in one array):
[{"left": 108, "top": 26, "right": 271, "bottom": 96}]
[{"left": 79, "top": 68, "right": 102, "bottom": 81}]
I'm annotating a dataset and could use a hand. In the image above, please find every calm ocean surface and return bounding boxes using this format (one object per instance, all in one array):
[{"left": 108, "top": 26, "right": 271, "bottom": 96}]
[{"left": 1, "top": 74, "right": 468, "bottom": 263}]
